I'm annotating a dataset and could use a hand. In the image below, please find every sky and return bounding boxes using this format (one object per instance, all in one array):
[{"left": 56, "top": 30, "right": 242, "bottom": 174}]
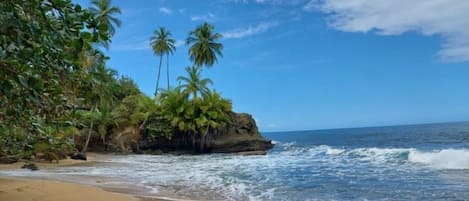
[{"left": 76, "top": 0, "right": 469, "bottom": 132}]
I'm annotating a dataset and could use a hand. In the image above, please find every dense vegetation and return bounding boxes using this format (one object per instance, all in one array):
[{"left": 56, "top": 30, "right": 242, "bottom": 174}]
[{"left": 0, "top": 0, "right": 234, "bottom": 162}]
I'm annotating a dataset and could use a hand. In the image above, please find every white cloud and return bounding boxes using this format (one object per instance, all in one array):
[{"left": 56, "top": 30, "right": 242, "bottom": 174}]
[
  {"left": 159, "top": 7, "right": 173, "bottom": 14},
  {"left": 305, "top": 0, "right": 469, "bottom": 62},
  {"left": 175, "top": 40, "right": 185, "bottom": 47},
  {"left": 191, "top": 13, "right": 216, "bottom": 22},
  {"left": 223, "top": 21, "right": 279, "bottom": 39},
  {"left": 112, "top": 40, "right": 150, "bottom": 51}
]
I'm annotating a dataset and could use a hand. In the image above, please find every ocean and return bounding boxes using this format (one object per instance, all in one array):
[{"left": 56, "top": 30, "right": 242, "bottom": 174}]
[{"left": 2, "top": 122, "right": 469, "bottom": 201}]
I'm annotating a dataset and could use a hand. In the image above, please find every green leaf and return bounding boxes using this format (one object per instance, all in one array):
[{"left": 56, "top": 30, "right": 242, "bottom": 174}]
[{"left": 17, "top": 75, "right": 28, "bottom": 87}]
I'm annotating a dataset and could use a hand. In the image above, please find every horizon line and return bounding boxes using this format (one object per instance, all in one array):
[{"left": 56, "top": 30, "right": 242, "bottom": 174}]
[{"left": 262, "top": 120, "right": 469, "bottom": 134}]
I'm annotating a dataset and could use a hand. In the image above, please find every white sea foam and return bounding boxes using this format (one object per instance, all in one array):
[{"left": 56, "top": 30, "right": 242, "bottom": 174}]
[
  {"left": 408, "top": 149, "right": 469, "bottom": 170},
  {"left": 325, "top": 147, "right": 345, "bottom": 155},
  {"left": 2, "top": 144, "right": 469, "bottom": 200},
  {"left": 271, "top": 140, "right": 280, "bottom": 145},
  {"left": 279, "top": 144, "right": 469, "bottom": 170}
]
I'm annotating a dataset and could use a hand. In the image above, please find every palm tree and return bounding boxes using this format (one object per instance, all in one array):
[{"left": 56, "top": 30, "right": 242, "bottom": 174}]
[
  {"left": 196, "top": 90, "right": 232, "bottom": 152},
  {"left": 81, "top": 65, "right": 118, "bottom": 155},
  {"left": 186, "top": 22, "right": 223, "bottom": 67},
  {"left": 150, "top": 27, "right": 176, "bottom": 96},
  {"left": 160, "top": 88, "right": 198, "bottom": 148},
  {"left": 90, "top": 0, "right": 122, "bottom": 37},
  {"left": 177, "top": 66, "right": 213, "bottom": 101}
]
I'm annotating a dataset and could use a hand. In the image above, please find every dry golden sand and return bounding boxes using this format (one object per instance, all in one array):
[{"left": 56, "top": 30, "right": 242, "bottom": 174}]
[{"left": 0, "top": 178, "right": 138, "bottom": 201}]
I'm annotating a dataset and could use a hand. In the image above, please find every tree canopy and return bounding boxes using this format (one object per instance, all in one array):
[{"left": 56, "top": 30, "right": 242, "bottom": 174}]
[
  {"left": 186, "top": 22, "right": 223, "bottom": 68},
  {"left": 0, "top": 1, "right": 233, "bottom": 158}
]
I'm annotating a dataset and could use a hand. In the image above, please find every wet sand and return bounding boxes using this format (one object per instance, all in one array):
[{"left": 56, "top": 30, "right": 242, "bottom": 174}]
[{"left": 0, "top": 154, "right": 182, "bottom": 201}]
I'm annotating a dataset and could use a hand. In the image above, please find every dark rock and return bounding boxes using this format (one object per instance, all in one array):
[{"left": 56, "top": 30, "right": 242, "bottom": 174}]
[
  {"left": 70, "top": 152, "right": 87, "bottom": 160},
  {"left": 211, "top": 139, "right": 274, "bottom": 153},
  {"left": 139, "top": 112, "right": 274, "bottom": 153},
  {"left": 0, "top": 156, "right": 18, "bottom": 164},
  {"left": 209, "top": 113, "right": 274, "bottom": 153},
  {"left": 76, "top": 111, "right": 274, "bottom": 154},
  {"left": 143, "top": 149, "right": 163, "bottom": 155},
  {"left": 235, "top": 150, "right": 267, "bottom": 156},
  {"left": 21, "top": 163, "right": 39, "bottom": 171},
  {"left": 108, "top": 125, "right": 141, "bottom": 153}
]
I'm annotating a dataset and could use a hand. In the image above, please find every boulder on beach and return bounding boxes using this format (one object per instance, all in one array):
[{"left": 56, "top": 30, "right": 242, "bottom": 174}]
[
  {"left": 21, "top": 163, "right": 39, "bottom": 171},
  {"left": 70, "top": 152, "right": 87, "bottom": 161}
]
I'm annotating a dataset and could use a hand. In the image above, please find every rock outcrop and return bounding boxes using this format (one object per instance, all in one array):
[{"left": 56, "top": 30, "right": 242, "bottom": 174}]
[
  {"left": 74, "top": 129, "right": 105, "bottom": 152},
  {"left": 76, "top": 112, "right": 274, "bottom": 154},
  {"left": 138, "top": 112, "right": 274, "bottom": 153},
  {"left": 109, "top": 125, "right": 141, "bottom": 153},
  {"left": 209, "top": 112, "right": 274, "bottom": 153}
]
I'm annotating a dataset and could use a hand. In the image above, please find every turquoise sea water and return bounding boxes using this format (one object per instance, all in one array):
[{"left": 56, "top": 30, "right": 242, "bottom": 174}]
[{"left": 2, "top": 122, "right": 469, "bottom": 200}]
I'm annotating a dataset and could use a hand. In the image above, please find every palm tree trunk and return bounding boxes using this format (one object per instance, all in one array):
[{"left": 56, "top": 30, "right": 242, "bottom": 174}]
[
  {"left": 192, "top": 132, "right": 196, "bottom": 151},
  {"left": 82, "top": 104, "right": 97, "bottom": 154},
  {"left": 155, "top": 55, "right": 163, "bottom": 96},
  {"left": 166, "top": 54, "right": 170, "bottom": 90},
  {"left": 200, "top": 125, "right": 210, "bottom": 153},
  {"left": 199, "top": 135, "right": 204, "bottom": 152}
]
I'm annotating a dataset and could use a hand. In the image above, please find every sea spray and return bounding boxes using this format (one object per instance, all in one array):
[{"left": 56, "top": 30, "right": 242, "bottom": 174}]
[{"left": 408, "top": 149, "right": 469, "bottom": 170}]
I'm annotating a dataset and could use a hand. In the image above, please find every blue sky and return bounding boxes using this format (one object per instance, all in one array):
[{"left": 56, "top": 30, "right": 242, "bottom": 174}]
[{"left": 77, "top": 0, "right": 469, "bottom": 132}]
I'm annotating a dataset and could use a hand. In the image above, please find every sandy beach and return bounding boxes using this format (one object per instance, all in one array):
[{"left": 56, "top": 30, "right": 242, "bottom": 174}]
[
  {"left": 0, "top": 155, "right": 175, "bottom": 201},
  {"left": 0, "top": 157, "right": 93, "bottom": 171},
  {"left": 0, "top": 178, "right": 138, "bottom": 201}
]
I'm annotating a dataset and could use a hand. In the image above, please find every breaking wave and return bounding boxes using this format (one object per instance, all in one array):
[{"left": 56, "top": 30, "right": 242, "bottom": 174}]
[{"left": 276, "top": 142, "right": 469, "bottom": 170}]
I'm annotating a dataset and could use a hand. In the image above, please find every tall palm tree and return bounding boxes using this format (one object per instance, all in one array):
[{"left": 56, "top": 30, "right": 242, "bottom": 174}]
[
  {"left": 177, "top": 66, "right": 213, "bottom": 101},
  {"left": 186, "top": 22, "right": 223, "bottom": 68},
  {"left": 90, "top": 0, "right": 122, "bottom": 37},
  {"left": 82, "top": 65, "right": 118, "bottom": 155},
  {"left": 150, "top": 27, "right": 176, "bottom": 96}
]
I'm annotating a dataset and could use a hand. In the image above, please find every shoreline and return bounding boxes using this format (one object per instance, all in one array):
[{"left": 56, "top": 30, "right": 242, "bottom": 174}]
[
  {"left": 0, "top": 154, "right": 190, "bottom": 201},
  {"left": 0, "top": 176, "right": 184, "bottom": 201}
]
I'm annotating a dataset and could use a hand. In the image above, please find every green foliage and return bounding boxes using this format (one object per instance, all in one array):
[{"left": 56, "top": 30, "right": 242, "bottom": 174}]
[
  {"left": 186, "top": 22, "right": 223, "bottom": 67},
  {"left": 159, "top": 87, "right": 232, "bottom": 148},
  {"left": 150, "top": 27, "right": 176, "bottom": 57},
  {"left": 177, "top": 66, "right": 213, "bottom": 100},
  {"left": 89, "top": 0, "right": 121, "bottom": 48},
  {"left": 0, "top": 126, "right": 32, "bottom": 157},
  {"left": 0, "top": 1, "right": 234, "bottom": 156},
  {"left": 114, "top": 76, "right": 141, "bottom": 100},
  {"left": 112, "top": 94, "right": 157, "bottom": 127},
  {"left": 144, "top": 111, "right": 174, "bottom": 141},
  {"left": 0, "top": 0, "right": 120, "bottom": 158}
]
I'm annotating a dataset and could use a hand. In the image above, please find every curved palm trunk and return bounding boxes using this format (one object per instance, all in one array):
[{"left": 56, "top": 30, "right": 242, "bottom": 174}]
[
  {"left": 166, "top": 54, "right": 170, "bottom": 90},
  {"left": 82, "top": 103, "right": 97, "bottom": 154},
  {"left": 155, "top": 55, "right": 163, "bottom": 96}
]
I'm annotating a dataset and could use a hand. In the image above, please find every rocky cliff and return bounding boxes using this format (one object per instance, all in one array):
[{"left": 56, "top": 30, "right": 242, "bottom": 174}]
[
  {"left": 77, "top": 112, "right": 274, "bottom": 154},
  {"left": 209, "top": 112, "right": 274, "bottom": 153}
]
